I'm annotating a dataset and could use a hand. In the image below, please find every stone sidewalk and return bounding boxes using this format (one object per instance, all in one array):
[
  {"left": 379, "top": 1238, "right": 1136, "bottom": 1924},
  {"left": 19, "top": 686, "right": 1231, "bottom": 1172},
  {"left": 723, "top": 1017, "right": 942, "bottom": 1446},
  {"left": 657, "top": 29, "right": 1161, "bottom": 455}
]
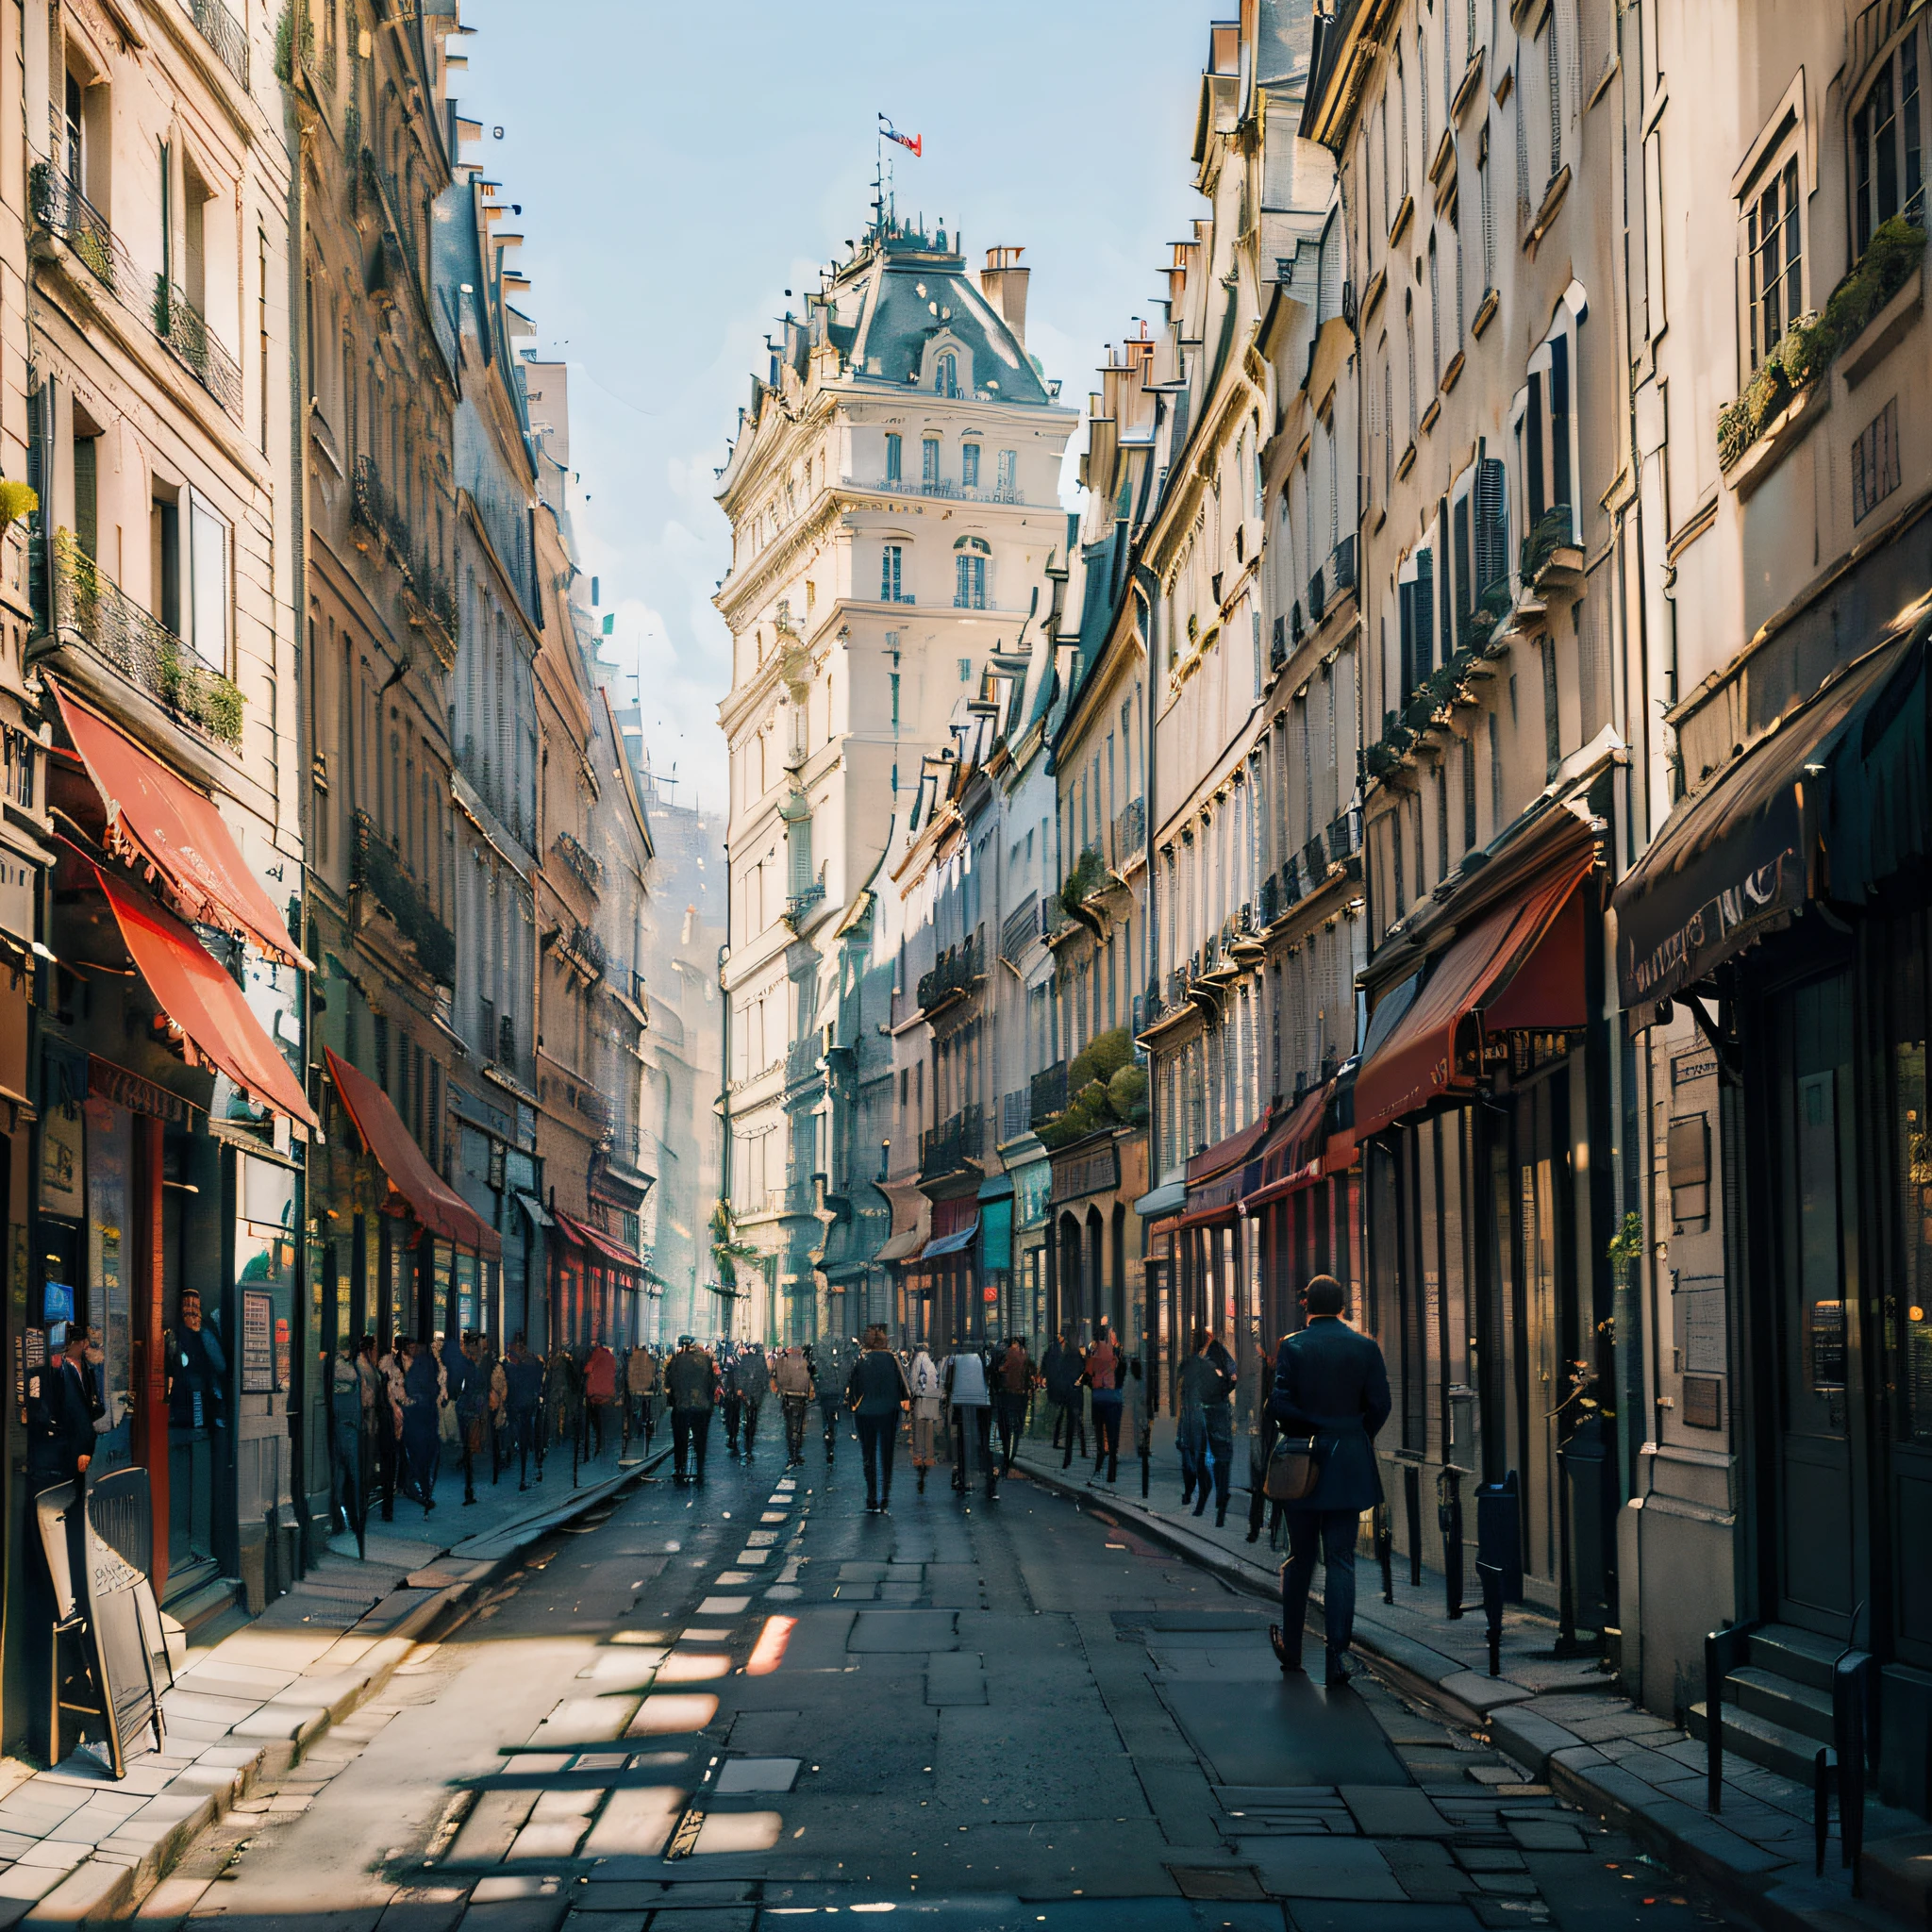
[
  {"left": 0, "top": 1438, "right": 667, "bottom": 1927},
  {"left": 1012, "top": 1429, "right": 1927, "bottom": 1932}
]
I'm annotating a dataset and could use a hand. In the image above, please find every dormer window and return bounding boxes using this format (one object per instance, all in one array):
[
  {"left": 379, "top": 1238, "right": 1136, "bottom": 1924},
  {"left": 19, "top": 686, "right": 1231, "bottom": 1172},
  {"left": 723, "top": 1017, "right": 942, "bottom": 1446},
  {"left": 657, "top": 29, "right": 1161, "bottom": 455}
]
[
  {"left": 935, "top": 351, "right": 959, "bottom": 397},
  {"left": 1853, "top": 25, "right": 1924, "bottom": 259}
]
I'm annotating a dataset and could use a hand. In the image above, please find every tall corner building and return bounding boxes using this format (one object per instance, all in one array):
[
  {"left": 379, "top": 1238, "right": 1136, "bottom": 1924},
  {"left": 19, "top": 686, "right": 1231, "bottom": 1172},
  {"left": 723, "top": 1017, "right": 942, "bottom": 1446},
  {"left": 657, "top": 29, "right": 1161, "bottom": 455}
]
[{"left": 715, "top": 216, "right": 1077, "bottom": 1343}]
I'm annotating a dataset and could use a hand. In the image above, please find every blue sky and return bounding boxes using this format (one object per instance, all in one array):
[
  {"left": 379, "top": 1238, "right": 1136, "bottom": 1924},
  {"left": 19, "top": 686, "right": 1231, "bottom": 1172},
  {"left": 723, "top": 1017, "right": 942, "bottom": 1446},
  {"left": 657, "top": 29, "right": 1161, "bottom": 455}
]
[{"left": 455, "top": 0, "right": 1208, "bottom": 809}]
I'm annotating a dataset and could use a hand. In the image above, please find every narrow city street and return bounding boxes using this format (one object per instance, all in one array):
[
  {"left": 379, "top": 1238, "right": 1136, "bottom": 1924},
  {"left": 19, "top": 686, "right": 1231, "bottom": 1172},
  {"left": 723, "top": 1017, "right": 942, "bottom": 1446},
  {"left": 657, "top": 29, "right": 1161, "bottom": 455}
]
[{"left": 143, "top": 1444, "right": 1740, "bottom": 1932}]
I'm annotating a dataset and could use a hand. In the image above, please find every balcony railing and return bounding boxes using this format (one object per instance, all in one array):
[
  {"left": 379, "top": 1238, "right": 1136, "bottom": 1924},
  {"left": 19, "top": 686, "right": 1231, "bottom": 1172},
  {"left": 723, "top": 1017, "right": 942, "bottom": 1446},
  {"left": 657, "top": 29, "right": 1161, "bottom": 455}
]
[
  {"left": 786, "top": 1037, "right": 822, "bottom": 1087},
  {"left": 1029, "top": 1062, "right": 1069, "bottom": 1128},
  {"left": 153, "top": 278, "right": 243, "bottom": 422},
  {"left": 783, "top": 881, "right": 826, "bottom": 927},
  {"left": 552, "top": 920, "right": 607, "bottom": 981},
  {"left": 1113, "top": 796, "right": 1145, "bottom": 864},
  {"left": 554, "top": 829, "right": 602, "bottom": 891},
  {"left": 352, "top": 808, "right": 456, "bottom": 984},
  {"left": 352, "top": 457, "right": 458, "bottom": 659},
  {"left": 870, "top": 476, "right": 1024, "bottom": 506},
  {"left": 916, "top": 935, "right": 983, "bottom": 1013},
  {"left": 48, "top": 532, "right": 243, "bottom": 746},
  {"left": 919, "top": 1103, "right": 983, "bottom": 1182},
  {"left": 179, "top": 0, "right": 250, "bottom": 88}
]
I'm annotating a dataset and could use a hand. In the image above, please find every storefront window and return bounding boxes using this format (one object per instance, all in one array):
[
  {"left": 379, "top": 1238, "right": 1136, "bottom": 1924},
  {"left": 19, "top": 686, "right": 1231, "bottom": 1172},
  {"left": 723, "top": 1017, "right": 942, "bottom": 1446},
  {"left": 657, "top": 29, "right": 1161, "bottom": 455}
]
[
  {"left": 456, "top": 1250, "right": 477, "bottom": 1337},
  {"left": 86, "top": 1096, "right": 132, "bottom": 1465}
]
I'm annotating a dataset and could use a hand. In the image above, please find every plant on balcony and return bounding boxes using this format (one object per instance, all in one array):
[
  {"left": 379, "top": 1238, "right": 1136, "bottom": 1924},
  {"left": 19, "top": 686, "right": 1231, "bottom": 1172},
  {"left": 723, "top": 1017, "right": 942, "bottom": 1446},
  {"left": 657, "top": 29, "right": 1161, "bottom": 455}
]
[
  {"left": 1035, "top": 1027, "right": 1145, "bottom": 1149},
  {"left": 1718, "top": 216, "right": 1927, "bottom": 470},
  {"left": 1469, "top": 575, "right": 1514, "bottom": 648},
  {"left": 0, "top": 480, "right": 37, "bottom": 536},
  {"left": 274, "top": 2, "right": 314, "bottom": 84},
  {"left": 1060, "top": 844, "right": 1108, "bottom": 917},
  {"left": 1519, "top": 504, "right": 1577, "bottom": 585}
]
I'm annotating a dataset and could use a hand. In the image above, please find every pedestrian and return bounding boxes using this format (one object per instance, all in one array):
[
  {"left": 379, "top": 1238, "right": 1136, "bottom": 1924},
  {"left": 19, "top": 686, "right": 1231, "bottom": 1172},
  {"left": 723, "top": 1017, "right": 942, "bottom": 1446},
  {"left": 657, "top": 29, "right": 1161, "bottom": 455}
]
[
  {"left": 720, "top": 1344, "right": 745, "bottom": 1457},
  {"left": 401, "top": 1339, "right": 442, "bottom": 1515},
  {"left": 627, "top": 1341, "right": 660, "bottom": 1452},
  {"left": 584, "top": 1335, "right": 618, "bottom": 1458},
  {"left": 488, "top": 1343, "right": 509, "bottom": 1481},
  {"left": 736, "top": 1341, "right": 770, "bottom": 1459},
  {"left": 545, "top": 1343, "right": 579, "bottom": 1456},
  {"left": 1247, "top": 1333, "right": 1284, "bottom": 1544},
  {"left": 453, "top": 1333, "right": 488, "bottom": 1502},
  {"left": 329, "top": 1341, "right": 364, "bottom": 1541},
  {"left": 992, "top": 1335, "right": 1032, "bottom": 1474},
  {"left": 378, "top": 1334, "right": 408, "bottom": 1517},
  {"left": 166, "top": 1287, "right": 226, "bottom": 1432},
  {"left": 908, "top": 1341, "right": 943, "bottom": 1492},
  {"left": 1043, "top": 1325, "right": 1088, "bottom": 1468},
  {"left": 846, "top": 1324, "right": 911, "bottom": 1513},
  {"left": 1266, "top": 1274, "right": 1391, "bottom": 1687},
  {"left": 942, "top": 1339, "right": 996, "bottom": 1502},
  {"left": 815, "top": 1337, "right": 850, "bottom": 1463},
  {"left": 504, "top": 1334, "right": 543, "bottom": 1490},
  {"left": 774, "top": 1343, "right": 815, "bottom": 1465},
  {"left": 356, "top": 1333, "right": 381, "bottom": 1507},
  {"left": 1084, "top": 1324, "right": 1125, "bottom": 1486},
  {"left": 664, "top": 1335, "right": 719, "bottom": 1483},
  {"left": 1179, "top": 1326, "right": 1240, "bottom": 1524}
]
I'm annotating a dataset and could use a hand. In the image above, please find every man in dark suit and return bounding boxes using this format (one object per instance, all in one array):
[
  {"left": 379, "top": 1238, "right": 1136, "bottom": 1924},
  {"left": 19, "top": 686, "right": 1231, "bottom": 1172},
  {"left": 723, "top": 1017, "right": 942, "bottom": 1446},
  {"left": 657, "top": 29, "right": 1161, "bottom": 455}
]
[
  {"left": 28, "top": 1322, "right": 99, "bottom": 1491},
  {"left": 1266, "top": 1274, "right": 1391, "bottom": 1686}
]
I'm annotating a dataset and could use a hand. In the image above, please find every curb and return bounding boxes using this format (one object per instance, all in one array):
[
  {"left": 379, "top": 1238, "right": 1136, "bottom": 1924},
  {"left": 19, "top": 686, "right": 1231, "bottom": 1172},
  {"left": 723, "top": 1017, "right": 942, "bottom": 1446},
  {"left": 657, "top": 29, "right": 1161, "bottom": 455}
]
[
  {"left": 21, "top": 1446, "right": 668, "bottom": 1927},
  {"left": 1010, "top": 1454, "right": 1896, "bottom": 1932}
]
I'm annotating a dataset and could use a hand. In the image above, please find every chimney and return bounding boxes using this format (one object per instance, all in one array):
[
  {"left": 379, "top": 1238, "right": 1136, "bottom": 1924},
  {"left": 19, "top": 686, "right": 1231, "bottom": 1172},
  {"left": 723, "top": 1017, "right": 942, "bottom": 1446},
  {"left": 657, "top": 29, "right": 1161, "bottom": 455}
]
[{"left": 980, "top": 245, "right": 1029, "bottom": 348}]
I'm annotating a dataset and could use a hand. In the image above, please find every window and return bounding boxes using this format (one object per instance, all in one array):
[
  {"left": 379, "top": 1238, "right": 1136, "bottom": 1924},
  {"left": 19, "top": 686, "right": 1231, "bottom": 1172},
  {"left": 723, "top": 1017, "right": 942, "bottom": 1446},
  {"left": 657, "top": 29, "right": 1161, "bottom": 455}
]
[
  {"left": 1405, "top": 301, "right": 1419, "bottom": 440},
  {"left": 996, "top": 449, "right": 1017, "bottom": 499},
  {"left": 1853, "top": 27, "right": 1924, "bottom": 258},
  {"left": 1747, "top": 155, "right": 1803, "bottom": 369},
  {"left": 1478, "top": 132, "right": 1494, "bottom": 290},
  {"left": 955, "top": 537, "right": 989, "bottom": 609},
  {"left": 885, "top": 432, "right": 902, "bottom": 483},
  {"left": 1853, "top": 396, "right": 1901, "bottom": 523},
  {"left": 935, "top": 351, "right": 958, "bottom": 397},
  {"left": 922, "top": 437, "right": 941, "bottom": 489},
  {"left": 881, "top": 542, "right": 905, "bottom": 602},
  {"left": 1546, "top": 4, "right": 1563, "bottom": 179},
  {"left": 961, "top": 441, "right": 980, "bottom": 488},
  {"left": 1428, "top": 234, "right": 1442, "bottom": 388}
]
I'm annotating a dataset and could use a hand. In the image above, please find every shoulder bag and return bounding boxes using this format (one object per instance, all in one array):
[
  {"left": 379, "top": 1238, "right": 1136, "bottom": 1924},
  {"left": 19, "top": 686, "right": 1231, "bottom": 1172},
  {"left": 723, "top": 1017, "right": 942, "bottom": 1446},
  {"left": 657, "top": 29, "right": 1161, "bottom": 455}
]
[{"left": 1263, "top": 1431, "right": 1323, "bottom": 1503}]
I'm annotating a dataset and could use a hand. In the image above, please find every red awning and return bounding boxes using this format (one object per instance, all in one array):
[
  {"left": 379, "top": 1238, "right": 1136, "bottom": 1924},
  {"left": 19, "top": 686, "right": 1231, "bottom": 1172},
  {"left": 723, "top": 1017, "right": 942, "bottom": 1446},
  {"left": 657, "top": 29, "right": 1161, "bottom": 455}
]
[
  {"left": 49, "top": 678, "right": 309, "bottom": 967},
  {"left": 93, "top": 866, "right": 316, "bottom": 1130},
  {"left": 1184, "top": 1107, "right": 1274, "bottom": 1187},
  {"left": 1178, "top": 1105, "right": 1276, "bottom": 1227},
  {"left": 1353, "top": 849, "right": 1594, "bottom": 1140},
  {"left": 554, "top": 1208, "right": 639, "bottom": 1273},
  {"left": 1241, "top": 1081, "right": 1334, "bottom": 1212},
  {"left": 325, "top": 1047, "right": 499, "bottom": 1255}
]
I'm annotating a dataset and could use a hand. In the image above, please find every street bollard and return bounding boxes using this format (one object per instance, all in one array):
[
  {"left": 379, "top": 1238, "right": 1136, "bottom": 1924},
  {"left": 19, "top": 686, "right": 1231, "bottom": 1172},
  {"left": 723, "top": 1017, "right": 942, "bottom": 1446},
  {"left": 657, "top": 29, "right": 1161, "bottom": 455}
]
[
  {"left": 1402, "top": 1463, "right": 1424, "bottom": 1590},
  {"left": 1476, "top": 1559, "right": 1504, "bottom": 1676},
  {"left": 1438, "top": 1467, "right": 1466, "bottom": 1620},
  {"left": 1138, "top": 1415, "right": 1151, "bottom": 1499}
]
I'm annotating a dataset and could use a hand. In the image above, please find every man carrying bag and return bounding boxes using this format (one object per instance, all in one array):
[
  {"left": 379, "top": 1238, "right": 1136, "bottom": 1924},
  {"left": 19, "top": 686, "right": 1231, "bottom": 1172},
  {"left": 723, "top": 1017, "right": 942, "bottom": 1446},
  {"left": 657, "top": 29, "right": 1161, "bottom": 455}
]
[{"left": 1265, "top": 1275, "right": 1390, "bottom": 1687}]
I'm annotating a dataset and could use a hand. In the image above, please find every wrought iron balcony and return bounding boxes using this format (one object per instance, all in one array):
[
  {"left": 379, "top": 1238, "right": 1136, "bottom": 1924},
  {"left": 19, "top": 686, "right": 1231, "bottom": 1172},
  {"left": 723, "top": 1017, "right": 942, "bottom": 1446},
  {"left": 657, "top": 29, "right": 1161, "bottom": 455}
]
[
  {"left": 554, "top": 829, "right": 602, "bottom": 891},
  {"left": 351, "top": 457, "right": 458, "bottom": 659},
  {"left": 1113, "top": 796, "right": 1145, "bottom": 864},
  {"left": 46, "top": 532, "right": 243, "bottom": 746},
  {"left": 352, "top": 808, "right": 456, "bottom": 984},
  {"left": 916, "top": 935, "right": 984, "bottom": 1014},
  {"left": 31, "top": 165, "right": 134, "bottom": 296},
  {"left": 153, "top": 278, "right": 243, "bottom": 422},
  {"left": 1029, "top": 1062, "right": 1068, "bottom": 1128},
  {"left": 782, "top": 881, "right": 826, "bottom": 928},
  {"left": 919, "top": 1103, "right": 983, "bottom": 1183},
  {"left": 872, "top": 476, "right": 1025, "bottom": 507},
  {"left": 179, "top": 0, "right": 250, "bottom": 88},
  {"left": 786, "top": 1037, "right": 823, "bottom": 1087}
]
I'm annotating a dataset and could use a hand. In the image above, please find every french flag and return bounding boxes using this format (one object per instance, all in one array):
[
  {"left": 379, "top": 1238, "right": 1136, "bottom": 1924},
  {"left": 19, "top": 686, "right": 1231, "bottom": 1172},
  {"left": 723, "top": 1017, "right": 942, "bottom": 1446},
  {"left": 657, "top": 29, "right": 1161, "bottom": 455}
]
[{"left": 880, "top": 117, "right": 923, "bottom": 158}]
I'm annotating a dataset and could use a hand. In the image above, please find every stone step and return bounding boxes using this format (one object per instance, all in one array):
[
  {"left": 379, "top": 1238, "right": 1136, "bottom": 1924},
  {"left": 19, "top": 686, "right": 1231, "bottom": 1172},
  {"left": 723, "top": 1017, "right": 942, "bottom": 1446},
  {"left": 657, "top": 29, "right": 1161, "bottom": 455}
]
[
  {"left": 1748, "top": 1621, "right": 1847, "bottom": 1694},
  {"left": 1688, "top": 1697, "right": 1828, "bottom": 1786},
  {"left": 1728, "top": 1663, "right": 1836, "bottom": 1745}
]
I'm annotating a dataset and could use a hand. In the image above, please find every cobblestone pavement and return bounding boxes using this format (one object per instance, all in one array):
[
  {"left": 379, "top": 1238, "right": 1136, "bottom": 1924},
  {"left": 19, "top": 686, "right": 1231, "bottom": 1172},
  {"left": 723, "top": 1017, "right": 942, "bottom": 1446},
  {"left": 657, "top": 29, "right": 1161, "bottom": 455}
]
[{"left": 131, "top": 1438, "right": 1747, "bottom": 1932}]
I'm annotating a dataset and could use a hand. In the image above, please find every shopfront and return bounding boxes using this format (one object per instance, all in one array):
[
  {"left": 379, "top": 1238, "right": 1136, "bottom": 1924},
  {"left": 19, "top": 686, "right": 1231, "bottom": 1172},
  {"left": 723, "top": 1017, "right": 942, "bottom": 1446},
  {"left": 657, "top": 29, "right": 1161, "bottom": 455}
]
[
  {"left": 1614, "top": 599, "right": 1932, "bottom": 1808},
  {"left": 1174, "top": 1113, "right": 1271, "bottom": 1424},
  {"left": 1354, "top": 806, "right": 1610, "bottom": 1629},
  {"left": 1243, "top": 1079, "right": 1360, "bottom": 1347},
  {"left": 1047, "top": 1130, "right": 1146, "bottom": 1352}
]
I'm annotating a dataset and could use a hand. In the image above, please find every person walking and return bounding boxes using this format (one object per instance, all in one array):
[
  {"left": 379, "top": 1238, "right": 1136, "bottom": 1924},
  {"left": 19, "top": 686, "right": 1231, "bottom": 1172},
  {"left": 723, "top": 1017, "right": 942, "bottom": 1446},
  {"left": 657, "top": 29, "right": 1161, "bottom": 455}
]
[
  {"left": 664, "top": 1336, "right": 719, "bottom": 1484},
  {"left": 736, "top": 1342, "right": 769, "bottom": 1459},
  {"left": 1042, "top": 1326, "right": 1087, "bottom": 1464},
  {"left": 774, "top": 1344, "right": 815, "bottom": 1465},
  {"left": 1266, "top": 1274, "right": 1391, "bottom": 1686},
  {"left": 1084, "top": 1324, "right": 1125, "bottom": 1486},
  {"left": 401, "top": 1339, "right": 442, "bottom": 1515},
  {"left": 504, "top": 1335, "right": 544, "bottom": 1490},
  {"left": 446, "top": 1334, "right": 481, "bottom": 1504},
  {"left": 815, "top": 1338, "right": 849, "bottom": 1463},
  {"left": 720, "top": 1344, "right": 745, "bottom": 1457},
  {"left": 908, "top": 1341, "right": 943, "bottom": 1493},
  {"left": 328, "top": 1342, "right": 364, "bottom": 1541},
  {"left": 942, "top": 1340, "right": 996, "bottom": 1502},
  {"left": 846, "top": 1324, "right": 911, "bottom": 1513},
  {"left": 1179, "top": 1326, "right": 1240, "bottom": 1524},
  {"left": 628, "top": 1342, "right": 660, "bottom": 1452},
  {"left": 992, "top": 1336, "right": 1032, "bottom": 1474},
  {"left": 583, "top": 1336, "right": 618, "bottom": 1459}
]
